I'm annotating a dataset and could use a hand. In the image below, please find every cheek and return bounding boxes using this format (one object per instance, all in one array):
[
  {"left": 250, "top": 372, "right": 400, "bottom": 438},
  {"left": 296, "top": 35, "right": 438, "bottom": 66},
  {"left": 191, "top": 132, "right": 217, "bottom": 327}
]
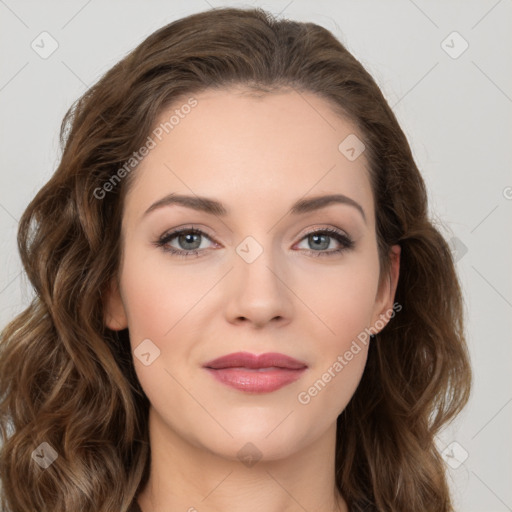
[
  {"left": 121, "top": 237, "right": 381, "bottom": 362},
  {"left": 299, "top": 251, "right": 381, "bottom": 344},
  {"left": 119, "top": 246, "right": 215, "bottom": 342},
  {"left": 115, "top": 238, "right": 380, "bottom": 454},
  {"left": 295, "top": 255, "right": 379, "bottom": 411},
  {"left": 296, "top": 279, "right": 374, "bottom": 419}
]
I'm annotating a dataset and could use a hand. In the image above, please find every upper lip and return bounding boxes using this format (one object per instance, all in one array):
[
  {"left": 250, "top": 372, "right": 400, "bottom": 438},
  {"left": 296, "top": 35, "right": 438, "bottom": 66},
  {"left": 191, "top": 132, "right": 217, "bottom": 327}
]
[{"left": 203, "top": 351, "right": 308, "bottom": 370}]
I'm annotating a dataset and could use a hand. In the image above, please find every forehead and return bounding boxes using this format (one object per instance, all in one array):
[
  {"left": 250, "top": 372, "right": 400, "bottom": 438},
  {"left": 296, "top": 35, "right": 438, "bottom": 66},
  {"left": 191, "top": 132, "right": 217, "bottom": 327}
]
[{"left": 124, "top": 86, "right": 374, "bottom": 223}]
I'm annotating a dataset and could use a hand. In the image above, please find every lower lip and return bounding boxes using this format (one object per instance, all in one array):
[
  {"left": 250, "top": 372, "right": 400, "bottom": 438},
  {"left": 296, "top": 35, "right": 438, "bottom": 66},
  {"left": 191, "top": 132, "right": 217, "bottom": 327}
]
[{"left": 204, "top": 367, "right": 307, "bottom": 393}]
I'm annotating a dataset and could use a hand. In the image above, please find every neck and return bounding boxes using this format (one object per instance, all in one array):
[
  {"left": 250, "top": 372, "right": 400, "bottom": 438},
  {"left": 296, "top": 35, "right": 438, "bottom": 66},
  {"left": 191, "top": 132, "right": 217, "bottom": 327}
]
[{"left": 136, "top": 406, "right": 348, "bottom": 512}]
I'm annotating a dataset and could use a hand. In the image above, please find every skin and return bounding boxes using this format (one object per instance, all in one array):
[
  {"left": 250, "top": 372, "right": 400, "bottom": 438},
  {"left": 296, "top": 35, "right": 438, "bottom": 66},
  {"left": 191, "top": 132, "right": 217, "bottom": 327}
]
[{"left": 105, "top": 86, "right": 400, "bottom": 512}]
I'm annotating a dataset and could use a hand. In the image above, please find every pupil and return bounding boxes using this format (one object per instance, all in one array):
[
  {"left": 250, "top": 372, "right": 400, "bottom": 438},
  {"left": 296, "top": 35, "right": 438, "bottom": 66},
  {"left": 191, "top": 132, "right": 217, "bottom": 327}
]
[
  {"left": 180, "top": 233, "right": 200, "bottom": 249},
  {"left": 177, "top": 232, "right": 330, "bottom": 251},
  {"left": 311, "top": 234, "right": 328, "bottom": 250}
]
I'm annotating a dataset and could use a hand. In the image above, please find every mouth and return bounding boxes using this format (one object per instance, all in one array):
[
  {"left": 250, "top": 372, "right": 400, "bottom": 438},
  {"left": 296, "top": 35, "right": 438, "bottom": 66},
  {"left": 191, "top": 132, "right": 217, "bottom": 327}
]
[{"left": 203, "top": 351, "right": 308, "bottom": 393}]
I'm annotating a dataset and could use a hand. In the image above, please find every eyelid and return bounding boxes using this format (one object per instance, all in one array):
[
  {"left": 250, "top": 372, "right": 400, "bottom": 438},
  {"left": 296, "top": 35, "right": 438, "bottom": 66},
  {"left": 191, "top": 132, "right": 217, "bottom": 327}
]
[
  {"left": 154, "top": 223, "right": 354, "bottom": 259},
  {"left": 154, "top": 225, "right": 220, "bottom": 254},
  {"left": 159, "top": 224, "right": 218, "bottom": 241},
  {"left": 157, "top": 223, "right": 351, "bottom": 244},
  {"left": 293, "top": 226, "right": 354, "bottom": 251},
  {"left": 297, "top": 224, "right": 350, "bottom": 239}
]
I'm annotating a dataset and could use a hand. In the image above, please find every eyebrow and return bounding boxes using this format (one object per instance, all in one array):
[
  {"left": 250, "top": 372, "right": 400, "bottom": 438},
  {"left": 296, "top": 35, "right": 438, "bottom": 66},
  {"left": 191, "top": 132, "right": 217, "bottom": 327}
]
[{"left": 143, "top": 193, "right": 366, "bottom": 222}]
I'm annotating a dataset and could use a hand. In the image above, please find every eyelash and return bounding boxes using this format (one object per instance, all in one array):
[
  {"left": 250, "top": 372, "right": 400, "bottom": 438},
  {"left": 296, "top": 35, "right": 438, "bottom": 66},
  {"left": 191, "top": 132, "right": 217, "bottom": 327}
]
[{"left": 153, "top": 225, "right": 354, "bottom": 259}]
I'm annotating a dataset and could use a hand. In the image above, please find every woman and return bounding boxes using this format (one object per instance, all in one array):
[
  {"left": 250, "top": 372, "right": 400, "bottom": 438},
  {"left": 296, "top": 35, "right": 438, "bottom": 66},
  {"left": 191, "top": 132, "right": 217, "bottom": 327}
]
[{"left": 0, "top": 7, "right": 471, "bottom": 512}]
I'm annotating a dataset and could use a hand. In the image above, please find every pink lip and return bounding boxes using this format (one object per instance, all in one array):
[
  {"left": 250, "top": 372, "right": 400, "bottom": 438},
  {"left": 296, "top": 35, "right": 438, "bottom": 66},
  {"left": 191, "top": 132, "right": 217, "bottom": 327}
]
[{"left": 203, "top": 351, "right": 308, "bottom": 393}]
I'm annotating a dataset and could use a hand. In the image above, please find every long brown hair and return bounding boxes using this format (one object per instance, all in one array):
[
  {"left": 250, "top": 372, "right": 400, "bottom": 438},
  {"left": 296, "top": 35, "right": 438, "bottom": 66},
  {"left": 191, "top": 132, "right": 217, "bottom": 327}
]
[{"left": 0, "top": 7, "right": 471, "bottom": 511}]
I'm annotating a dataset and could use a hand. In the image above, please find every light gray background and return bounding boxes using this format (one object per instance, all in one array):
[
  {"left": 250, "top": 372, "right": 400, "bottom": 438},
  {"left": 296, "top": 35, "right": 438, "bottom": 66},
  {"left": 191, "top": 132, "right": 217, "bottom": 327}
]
[{"left": 1, "top": 1, "right": 511, "bottom": 511}]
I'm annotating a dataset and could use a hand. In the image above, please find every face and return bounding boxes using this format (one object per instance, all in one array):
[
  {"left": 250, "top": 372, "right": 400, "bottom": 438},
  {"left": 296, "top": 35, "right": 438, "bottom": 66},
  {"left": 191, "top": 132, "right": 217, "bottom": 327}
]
[{"left": 105, "top": 86, "right": 400, "bottom": 462}]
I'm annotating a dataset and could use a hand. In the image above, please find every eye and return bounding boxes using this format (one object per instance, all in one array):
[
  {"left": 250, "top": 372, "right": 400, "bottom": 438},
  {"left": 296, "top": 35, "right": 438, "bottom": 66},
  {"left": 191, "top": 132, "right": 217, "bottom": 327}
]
[
  {"left": 294, "top": 227, "right": 354, "bottom": 257},
  {"left": 154, "top": 226, "right": 354, "bottom": 259},
  {"left": 154, "top": 226, "right": 216, "bottom": 259}
]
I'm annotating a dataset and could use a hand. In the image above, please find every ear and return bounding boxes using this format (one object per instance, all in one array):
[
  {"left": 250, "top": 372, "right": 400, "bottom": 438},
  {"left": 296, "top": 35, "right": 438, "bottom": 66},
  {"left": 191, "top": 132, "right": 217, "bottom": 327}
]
[
  {"left": 103, "top": 277, "right": 128, "bottom": 331},
  {"left": 370, "top": 244, "right": 401, "bottom": 332}
]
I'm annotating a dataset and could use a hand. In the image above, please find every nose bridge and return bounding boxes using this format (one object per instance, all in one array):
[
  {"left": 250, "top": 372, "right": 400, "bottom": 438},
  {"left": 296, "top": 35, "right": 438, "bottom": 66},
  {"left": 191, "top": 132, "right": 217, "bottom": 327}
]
[
  {"left": 236, "top": 232, "right": 284, "bottom": 294},
  {"left": 226, "top": 231, "right": 292, "bottom": 325}
]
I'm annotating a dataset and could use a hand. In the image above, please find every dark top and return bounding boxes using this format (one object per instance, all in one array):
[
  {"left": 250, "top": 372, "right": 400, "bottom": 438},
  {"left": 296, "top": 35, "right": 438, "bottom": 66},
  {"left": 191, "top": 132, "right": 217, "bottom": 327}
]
[{"left": 128, "top": 499, "right": 142, "bottom": 512}]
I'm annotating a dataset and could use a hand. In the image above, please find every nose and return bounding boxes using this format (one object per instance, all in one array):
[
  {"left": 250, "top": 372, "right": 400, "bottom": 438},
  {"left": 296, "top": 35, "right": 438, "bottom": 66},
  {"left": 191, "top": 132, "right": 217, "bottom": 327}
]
[{"left": 224, "top": 241, "right": 293, "bottom": 329}]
